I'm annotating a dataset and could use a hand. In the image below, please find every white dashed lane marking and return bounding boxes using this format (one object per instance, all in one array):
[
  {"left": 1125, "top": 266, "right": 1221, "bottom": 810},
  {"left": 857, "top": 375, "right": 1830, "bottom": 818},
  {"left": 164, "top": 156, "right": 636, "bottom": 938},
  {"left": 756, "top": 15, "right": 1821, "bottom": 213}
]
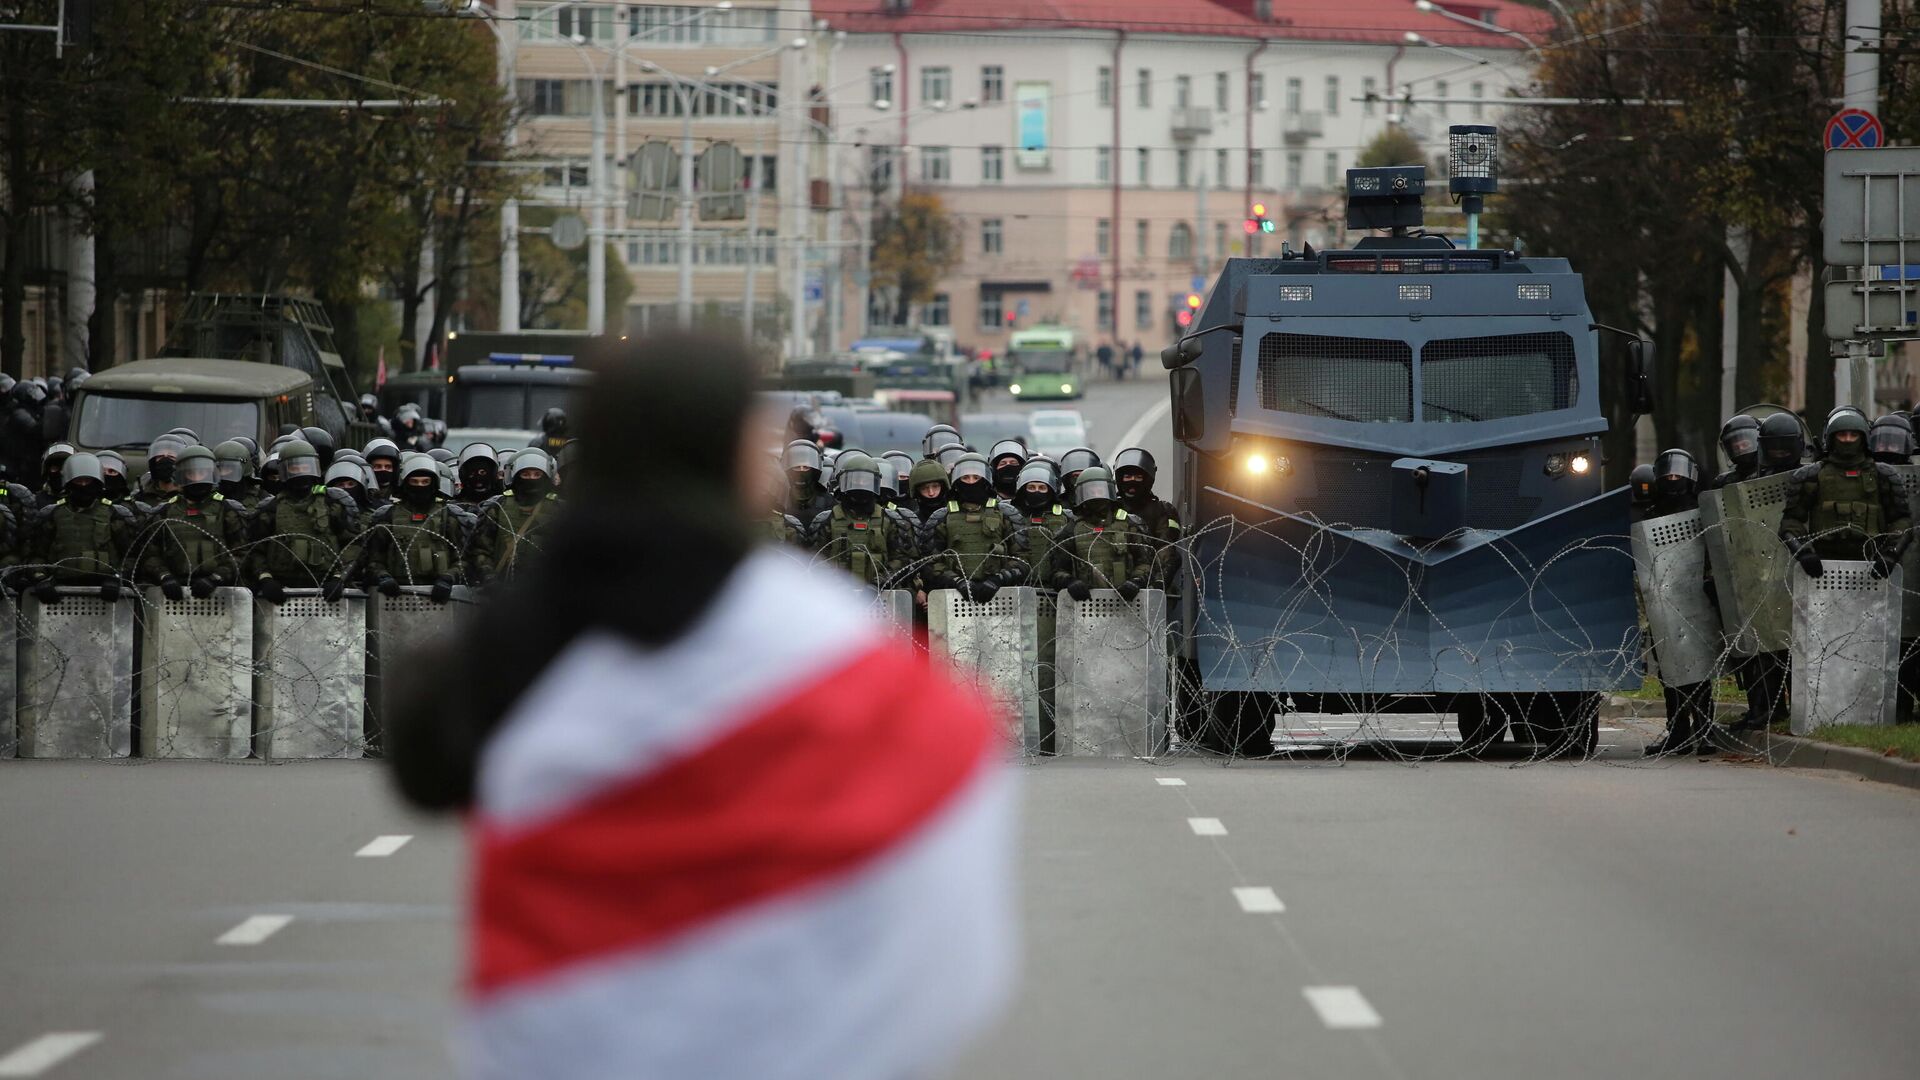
[
  {"left": 355, "top": 835, "right": 413, "bottom": 857},
  {"left": 1155, "top": 777, "right": 1187, "bottom": 786},
  {"left": 1233, "top": 886, "right": 1285, "bottom": 914},
  {"left": 1187, "top": 817, "right": 1228, "bottom": 836},
  {"left": 1304, "top": 986, "right": 1383, "bottom": 1029},
  {"left": 0, "top": 1032, "right": 102, "bottom": 1077},
  {"left": 216, "top": 914, "right": 293, "bottom": 946}
]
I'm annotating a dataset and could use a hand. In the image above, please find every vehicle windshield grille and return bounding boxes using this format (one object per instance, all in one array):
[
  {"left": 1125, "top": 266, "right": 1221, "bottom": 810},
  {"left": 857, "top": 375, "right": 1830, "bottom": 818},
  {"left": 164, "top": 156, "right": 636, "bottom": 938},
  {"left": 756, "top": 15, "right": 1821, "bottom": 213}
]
[
  {"left": 1420, "top": 332, "right": 1577, "bottom": 422},
  {"left": 1255, "top": 333, "right": 1413, "bottom": 423}
]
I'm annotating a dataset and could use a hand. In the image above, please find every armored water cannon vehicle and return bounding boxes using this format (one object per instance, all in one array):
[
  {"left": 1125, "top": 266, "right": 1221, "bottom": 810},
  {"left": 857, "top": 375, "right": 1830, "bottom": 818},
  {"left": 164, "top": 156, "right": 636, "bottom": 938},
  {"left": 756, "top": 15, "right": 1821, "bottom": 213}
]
[{"left": 1161, "top": 124, "right": 1655, "bottom": 755}]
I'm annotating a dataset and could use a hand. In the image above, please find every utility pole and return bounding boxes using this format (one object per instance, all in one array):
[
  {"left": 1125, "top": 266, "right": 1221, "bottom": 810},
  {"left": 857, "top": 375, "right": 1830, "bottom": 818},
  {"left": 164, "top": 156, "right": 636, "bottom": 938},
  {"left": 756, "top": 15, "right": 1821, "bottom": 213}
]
[
  {"left": 1837, "top": 0, "right": 1881, "bottom": 410},
  {"left": 742, "top": 128, "right": 762, "bottom": 345},
  {"left": 497, "top": 0, "right": 520, "bottom": 333}
]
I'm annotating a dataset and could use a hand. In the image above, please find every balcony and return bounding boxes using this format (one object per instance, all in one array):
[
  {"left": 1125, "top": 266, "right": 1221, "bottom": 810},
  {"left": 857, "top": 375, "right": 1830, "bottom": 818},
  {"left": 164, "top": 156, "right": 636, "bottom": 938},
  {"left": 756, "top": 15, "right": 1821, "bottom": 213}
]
[
  {"left": 1282, "top": 111, "right": 1325, "bottom": 145},
  {"left": 1169, "top": 106, "right": 1213, "bottom": 141}
]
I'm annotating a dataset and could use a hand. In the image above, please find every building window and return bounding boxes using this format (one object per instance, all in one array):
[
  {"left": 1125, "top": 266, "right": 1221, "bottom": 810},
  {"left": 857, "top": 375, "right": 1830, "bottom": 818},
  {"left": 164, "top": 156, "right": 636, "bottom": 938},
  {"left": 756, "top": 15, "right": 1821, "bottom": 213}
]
[
  {"left": 920, "top": 146, "right": 950, "bottom": 182},
  {"left": 1285, "top": 151, "right": 1302, "bottom": 191},
  {"left": 1215, "top": 148, "right": 1230, "bottom": 188},
  {"left": 1095, "top": 146, "right": 1111, "bottom": 182},
  {"left": 1098, "top": 66, "right": 1113, "bottom": 106},
  {"left": 1134, "top": 290, "right": 1152, "bottom": 330},
  {"left": 1250, "top": 149, "right": 1265, "bottom": 186},
  {"left": 1285, "top": 77, "right": 1301, "bottom": 115},
  {"left": 1215, "top": 72, "right": 1230, "bottom": 112},
  {"left": 1175, "top": 149, "right": 1192, "bottom": 188},
  {"left": 1363, "top": 77, "right": 1377, "bottom": 117},
  {"left": 1169, "top": 222, "right": 1193, "bottom": 260},
  {"left": 628, "top": 80, "right": 776, "bottom": 117},
  {"left": 1136, "top": 147, "right": 1150, "bottom": 186},
  {"left": 982, "top": 218, "right": 1004, "bottom": 255},
  {"left": 1137, "top": 68, "right": 1152, "bottom": 108},
  {"left": 925, "top": 293, "right": 950, "bottom": 327},
  {"left": 871, "top": 67, "right": 893, "bottom": 107},
  {"left": 1096, "top": 218, "right": 1111, "bottom": 256},
  {"left": 979, "top": 293, "right": 1004, "bottom": 330},
  {"left": 1214, "top": 220, "right": 1227, "bottom": 260},
  {"left": 1135, "top": 219, "right": 1148, "bottom": 257},
  {"left": 1250, "top": 73, "right": 1266, "bottom": 110},
  {"left": 868, "top": 146, "right": 896, "bottom": 191},
  {"left": 1324, "top": 151, "right": 1339, "bottom": 189},
  {"left": 528, "top": 79, "right": 566, "bottom": 115},
  {"left": 1435, "top": 81, "right": 1449, "bottom": 117},
  {"left": 1097, "top": 290, "right": 1114, "bottom": 331},
  {"left": 1174, "top": 75, "right": 1192, "bottom": 108},
  {"left": 981, "top": 145, "right": 1004, "bottom": 183},
  {"left": 1254, "top": 0, "right": 1272, "bottom": 18},
  {"left": 1471, "top": 82, "right": 1485, "bottom": 119},
  {"left": 626, "top": 5, "right": 777, "bottom": 44},
  {"left": 921, "top": 67, "right": 951, "bottom": 107},
  {"left": 981, "top": 65, "right": 1004, "bottom": 103},
  {"left": 1325, "top": 75, "right": 1340, "bottom": 116},
  {"left": 555, "top": 4, "right": 614, "bottom": 42}
]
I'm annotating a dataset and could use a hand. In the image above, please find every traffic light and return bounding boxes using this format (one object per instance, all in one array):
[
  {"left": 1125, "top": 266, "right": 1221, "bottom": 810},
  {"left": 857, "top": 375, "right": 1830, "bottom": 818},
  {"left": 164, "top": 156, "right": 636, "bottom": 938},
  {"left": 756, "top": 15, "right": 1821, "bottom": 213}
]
[
  {"left": 1186, "top": 292, "right": 1203, "bottom": 311},
  {"left": 1175, "top": 310, "right": 1193, "bottom": 328},
  {"left": 1248, "top": 202, "right": 1275, "bottom": 235}
]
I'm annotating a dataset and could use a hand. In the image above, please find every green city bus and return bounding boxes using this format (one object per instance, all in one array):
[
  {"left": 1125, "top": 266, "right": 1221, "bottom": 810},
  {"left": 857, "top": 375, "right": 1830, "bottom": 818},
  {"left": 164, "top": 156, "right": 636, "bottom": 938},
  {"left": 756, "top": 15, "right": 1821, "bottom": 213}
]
[{"left": 1006, "top": 327, "right": 1084, "bottom": 401}]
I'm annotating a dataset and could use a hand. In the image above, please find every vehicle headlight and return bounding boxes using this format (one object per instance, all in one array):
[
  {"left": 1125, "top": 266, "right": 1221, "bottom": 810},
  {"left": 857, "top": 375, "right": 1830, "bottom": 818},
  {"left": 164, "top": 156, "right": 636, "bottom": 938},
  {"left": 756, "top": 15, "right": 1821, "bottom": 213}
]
[
  {"left": 1060, "top": 382, "right": 1073, "bottom": 394},
  {"left": 1245, "top": 452, "right": 1292, "bottom": 477},
  {"left": 1246, "top": 453, "right": 1270, "bottom": 475},
  {"left": 1544, "top": 453, "right": 1567, "bottom": 478},
  {"left": 1570, "top": 453, "right": 1591, "bottom": 475},
  {"left": 1008, "top": 383, "right": 1022, "bottom": 395}
]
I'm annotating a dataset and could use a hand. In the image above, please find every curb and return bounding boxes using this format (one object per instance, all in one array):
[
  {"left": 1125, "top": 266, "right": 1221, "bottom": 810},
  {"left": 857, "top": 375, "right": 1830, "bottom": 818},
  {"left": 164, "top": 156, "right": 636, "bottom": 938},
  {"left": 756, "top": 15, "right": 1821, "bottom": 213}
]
[{"left": 1604, "top": 696, "right": 1920, "bottom": 790}]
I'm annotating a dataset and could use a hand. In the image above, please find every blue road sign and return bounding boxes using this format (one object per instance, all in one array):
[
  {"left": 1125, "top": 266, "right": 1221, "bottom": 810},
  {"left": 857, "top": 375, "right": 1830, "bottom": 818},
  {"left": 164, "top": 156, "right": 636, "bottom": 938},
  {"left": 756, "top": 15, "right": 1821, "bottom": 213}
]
[
  {"left": 1826, "top": 109, "right": 1884, "bottom": 150},
  {"left": 1016, "top": 298, "right": 1031, "bottom": 318}
]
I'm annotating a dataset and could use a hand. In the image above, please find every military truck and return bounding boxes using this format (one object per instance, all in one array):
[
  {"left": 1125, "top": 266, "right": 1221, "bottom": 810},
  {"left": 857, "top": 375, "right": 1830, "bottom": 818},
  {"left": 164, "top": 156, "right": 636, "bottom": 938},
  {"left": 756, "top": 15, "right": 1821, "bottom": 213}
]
[
  {"left": 1162, "top": 135, "right": 1654, "bottom": 755},
  {"left": 158, "top": 293, "right": 373, "bottom": 446},
  {"left": 69, "top": 358, "right": 322, "bottom": 476}
]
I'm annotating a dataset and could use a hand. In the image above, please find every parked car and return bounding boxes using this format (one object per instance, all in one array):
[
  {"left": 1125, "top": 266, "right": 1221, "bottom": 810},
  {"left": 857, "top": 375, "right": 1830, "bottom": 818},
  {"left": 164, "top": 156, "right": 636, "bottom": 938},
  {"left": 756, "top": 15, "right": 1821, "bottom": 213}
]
[{"left": 1026, "top": 409, "right": 1089, "bottom": 457}]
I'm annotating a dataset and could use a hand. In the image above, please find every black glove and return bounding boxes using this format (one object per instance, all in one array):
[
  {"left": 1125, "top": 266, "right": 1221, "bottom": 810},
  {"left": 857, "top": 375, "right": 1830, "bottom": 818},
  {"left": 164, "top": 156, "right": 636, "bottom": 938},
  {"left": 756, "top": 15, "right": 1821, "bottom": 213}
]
[
  {"left": 969, "top": 579, "right": 1000, "bottom": 604},
  {"left": 1118, "top": 579, "right": 1143, "bottom": 602},
  {"left": 1794, "top": 546, "right": 1823, "bottom": 578},
  {"left": 1049, "top": 572, "right": 1074, "bottom": 593},
  {"left": 1871, "top": 551, "right": 1896, "bottom": 580},
  {"left": 376, "top": 575, "right": 402, "bottom": 597},
  {"left": 99, "top": 579, "right": 121, "bottom": 603},
  {"left": 1066, "top": 580, "right": 1092, "bottom": 602},
  {"left": 30, "top": 579, "right": 59, "bottom": 604},
  {"left": 429, "top": 576, "right": 455, "bottom": 604},
  {"left": 255, "top": 576, "right": 287, "bottom": 604},
  {"left": 189, "top": 574, "right": 216, "bottom": 599},
  {"left": 160, "top": 575, "right": 185, "bottom": 602},
  {"left": 321, "top": 576, "right": 346, "bottom": 603}
]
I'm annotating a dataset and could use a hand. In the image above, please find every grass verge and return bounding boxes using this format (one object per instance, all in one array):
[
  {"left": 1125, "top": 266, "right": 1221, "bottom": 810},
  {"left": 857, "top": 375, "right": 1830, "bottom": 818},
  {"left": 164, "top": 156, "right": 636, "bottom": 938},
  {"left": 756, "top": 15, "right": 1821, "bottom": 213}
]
[{"left": 1793, "top": 723, "right": 1920, "bottom": 763}]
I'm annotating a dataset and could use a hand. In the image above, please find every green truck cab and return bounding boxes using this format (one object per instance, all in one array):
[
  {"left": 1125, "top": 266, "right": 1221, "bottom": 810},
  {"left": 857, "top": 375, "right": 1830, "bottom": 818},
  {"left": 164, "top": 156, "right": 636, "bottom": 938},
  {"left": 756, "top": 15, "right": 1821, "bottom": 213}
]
[{"left": 69, "top": 358, "right": 318, "bottom": 476}]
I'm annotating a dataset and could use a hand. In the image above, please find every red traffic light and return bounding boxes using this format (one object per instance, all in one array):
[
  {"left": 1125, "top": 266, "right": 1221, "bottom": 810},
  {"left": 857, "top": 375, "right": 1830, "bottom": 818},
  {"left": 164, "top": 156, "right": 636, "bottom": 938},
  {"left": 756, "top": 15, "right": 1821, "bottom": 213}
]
[
  {"left": 1175, "top": 310, "right": 1194, "bottom": 328},
  {"left": 1004, "top": 310, "right": 1017, "bottom": 324},
  {"left": 1243, "top": 219, "right": 1258, "bottom": 235}
]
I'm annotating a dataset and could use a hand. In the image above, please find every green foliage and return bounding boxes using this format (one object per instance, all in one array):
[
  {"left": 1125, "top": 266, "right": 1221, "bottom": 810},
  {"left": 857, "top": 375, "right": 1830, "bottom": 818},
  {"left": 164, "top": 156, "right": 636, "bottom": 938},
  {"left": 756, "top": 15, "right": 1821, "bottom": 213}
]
[
  {"left": 1355, "top": 127, "right": 1426, "bottom": 169},
  {"left": 869, "top": 189, "right": 961, "bottom": 324}
]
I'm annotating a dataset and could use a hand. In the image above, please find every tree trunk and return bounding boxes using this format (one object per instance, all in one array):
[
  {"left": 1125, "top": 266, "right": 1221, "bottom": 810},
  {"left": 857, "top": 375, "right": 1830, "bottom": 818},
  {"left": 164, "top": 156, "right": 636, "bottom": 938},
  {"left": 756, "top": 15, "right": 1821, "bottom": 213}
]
[
  {"left": 1802, "top": 225, "right": 1832, "bottom": 421},
  {"left": 89, "top": 219, "right": 118, "bottom": 370}
]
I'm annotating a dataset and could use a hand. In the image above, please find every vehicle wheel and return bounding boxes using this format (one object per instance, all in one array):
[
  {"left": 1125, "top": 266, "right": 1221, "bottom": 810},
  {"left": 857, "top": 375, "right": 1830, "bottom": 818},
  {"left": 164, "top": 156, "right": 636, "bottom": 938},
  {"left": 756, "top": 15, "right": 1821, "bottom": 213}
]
[
  {"left": 1453, "top": 694, "right": 1506, "bottom": 756},
  {"left": 1532, "top": 692, "right": 1600, "bottom": 758}
]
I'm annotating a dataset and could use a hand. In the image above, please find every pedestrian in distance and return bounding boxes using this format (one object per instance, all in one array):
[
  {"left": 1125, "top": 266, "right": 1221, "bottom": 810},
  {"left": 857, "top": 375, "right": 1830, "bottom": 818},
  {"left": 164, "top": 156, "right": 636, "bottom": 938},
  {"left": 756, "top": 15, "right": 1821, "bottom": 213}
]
[{"left": 383, "top": 331, "right": 1016, "bottom": 1080}]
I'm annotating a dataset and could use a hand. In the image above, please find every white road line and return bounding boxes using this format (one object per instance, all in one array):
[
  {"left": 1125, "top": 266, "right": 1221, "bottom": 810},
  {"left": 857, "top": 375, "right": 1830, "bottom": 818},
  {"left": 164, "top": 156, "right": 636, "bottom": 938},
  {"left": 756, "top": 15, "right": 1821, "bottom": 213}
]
[
  {"left": 0, "top": 1032, "right": 102, "bottom": 1077},
  {"left": 1188, "top": 817, "right": 1228, "bottom": 836},
  {"left": 1115, "top": 395, "right": 1173, "bottom": 455},
  {"left": 216, "top": 914, "right": 293, "bottom": 946},
  {"left": 1233, "top": 886, "right": 1285, "bottom": 913},
  {"left": 1155, "top": 777, "right": 1187, "bottom": 786},
  {"left": 1303, "top": 986, "right": 1383, "bottom": 1029},
  {"left": 355, "top": 834, "right": 413, "bottom": 858}
]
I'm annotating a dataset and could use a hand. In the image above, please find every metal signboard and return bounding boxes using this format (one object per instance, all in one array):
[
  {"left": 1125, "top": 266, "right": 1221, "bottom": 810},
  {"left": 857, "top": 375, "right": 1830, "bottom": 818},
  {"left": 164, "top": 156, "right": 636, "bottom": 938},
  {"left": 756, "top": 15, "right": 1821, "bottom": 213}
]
[
  {"left": 548, "top": 214, "right": 586, "bottom": 251},
  {"left": 1014, "top": 82, "right": 1050, "bottom": 169},
  {"left": 1053, "top": 589, "right": 1169, "bottom": 757},
  {"left": 927, "top": 586, "right": 1042, "bottom": 755},
  {"left": 139, "top": 586, "right": 253, "bottom": 759},
  {"left": 1822, "top": 146, "right": 1920, "bottom": 267},
  {"left": 1630, "top": 510, "right": 1723, "bottom": 686},
  {"left": 1791, "top": 561, "right": 1900, "bottom": 733},
  {"left": 253, "top": 590, "right": 368, "bottom": 759},
  {"left": 1825, "top": 108, "right": 1883, "bottom": 150},
  {"left": 1698, "top": 471, "right": 1797, "bottom": 655},
  {"left": 17, "top": 590, "right": 134, "bottom": 759},
  {"left": 1824, "top": 277, "right": 1918, "bottom": 339}
]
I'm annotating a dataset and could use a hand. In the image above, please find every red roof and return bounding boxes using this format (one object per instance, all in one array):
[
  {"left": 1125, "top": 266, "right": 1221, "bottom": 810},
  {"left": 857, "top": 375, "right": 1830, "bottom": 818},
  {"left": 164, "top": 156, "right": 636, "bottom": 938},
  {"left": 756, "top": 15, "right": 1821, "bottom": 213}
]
[{"left": 813, "top": 0, "right": 1554, "bottom": 49}]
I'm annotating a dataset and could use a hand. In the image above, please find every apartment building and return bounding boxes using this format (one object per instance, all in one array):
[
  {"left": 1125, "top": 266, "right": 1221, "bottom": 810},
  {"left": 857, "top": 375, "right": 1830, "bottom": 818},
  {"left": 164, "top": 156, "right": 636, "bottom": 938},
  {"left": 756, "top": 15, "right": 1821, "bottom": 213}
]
[{"left": 813, "top": 0, "right": 1546, "bottom": 355}]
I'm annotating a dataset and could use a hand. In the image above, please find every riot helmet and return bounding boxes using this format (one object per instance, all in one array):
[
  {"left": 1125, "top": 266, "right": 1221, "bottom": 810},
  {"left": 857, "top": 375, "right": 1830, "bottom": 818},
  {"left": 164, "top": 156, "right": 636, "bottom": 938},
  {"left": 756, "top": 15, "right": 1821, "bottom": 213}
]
[
  {"left": 232, "top": 436, "right": 261, "bottom": 465},
  {"left": 296, "top": 426, "right": 334, "bottom": 468},
  {"left": 1073, "top": 466, "right": 1119, "bottom": 512},
  {"left": 213, "top": 440, "right": 253, "bottom": 493},
  {"left": 398, "top": 454, "right": 440, "bottom": 509},
  {"left": 1870, "top": 414, "right": 1914, "bottom": 465},
  {"left": 1014, "top": 460, "right": 1060, "bottom": 514},
  {"left": 1653, "top": 448, "right": 1698, "bottom": 498},
  {"left": 358, "top": 393, "right": 380, "bottom": 418},
  {"left": 881, "top": 451, "right": 915, "bottom": 498},
  {"left": 438, "top": 463, "right": 456, "bottom": 499},
  {"left": 279, "top": 439, "right": 323, "bottom": 492},
  {"left": 11, "top": 380, "right": 45, "bottom": 408},
  {"left": 1628, "top": 463, "right": 1655, "bottom": 511},
  {"left": 427, "top": 447, "right": 456, "bottom": 465},
  {"left": 364, "top": 438, "right": 401, "bottom": 490},
  {"left": 97, "top": 451, "right": 130, "bottom": 500},
  {"left": 835, "top": 455, "right": 884, "bottom": 515},
  {"left": 1824, "top": 409, "right": 1870, "bottom": 464},
  {"left": 541, "top": 407, "right": 568, "bottom": 438},
  {"left": 62, "top": 452, "right": 104, "bottom": 506},
  {"left": 1058, "top": 447, "right": 1101, "bottom": 491},
  {"left": 783, "top": 439, "right": 823, "bottom": 478},
  {"left": 164, "top": 426, "right": 198, "bottom": 441},
  {"left": 988, "top": 439, "right": 1028, "bottom": 488},
  {"left": 922, "top": 424, "right": 964, "bottom": 457},
  {"left": 948, "top": 453, "right": 994, "bottom": 505},
  {"left": 935, "top": 444, "right": 970, "bottom": 471},
  {"left": 259, "top": 453, "right": 282, "bottom": 496},
  {"left": 509, "top": 448, "right": 555, "bottom": 504},
  {"left": 146, "top": 434, "right": 186, "bottom": 484},
  {"left": 324, "top": 459, "right": 366, "bottom": 500},
  {"left": 41, "top": 441, "right": 74, "bottom": 491},
  {"left": 175, "top": 445, "right": 218, "bottom": 500},
  {"left": 458, "top": 442, "right": 500, "bottom": 499},
  {"left": 1758, "top": 412, "right": 1805, "bottom": 468},
  {"left": 1718, "top": 414, "right": 1760, "bottom": 471},
  {"left": 1113, "top": 447, "right": 1157, "bottom": 501}
]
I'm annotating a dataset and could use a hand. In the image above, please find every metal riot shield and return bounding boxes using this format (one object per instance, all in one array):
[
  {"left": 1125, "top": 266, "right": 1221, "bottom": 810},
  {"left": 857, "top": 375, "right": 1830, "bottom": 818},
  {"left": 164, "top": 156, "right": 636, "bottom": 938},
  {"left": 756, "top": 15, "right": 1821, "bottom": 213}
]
[
  {"left": 1698, "top": 471, "right": 1797, "bottom": 655},
  {"left": 1791, "top": 561, "right": 1901, "bottom": 733},
  {"left": 927, "top": 586, "right": 1042, "bottom": 755},
  {"left": 1630, "top": 510, "right": 1723, "bottom": 686},
  {"left": 1888, "top": 464, "right": 1920, "bottom": 632},
  {"left": 138, "top": 586, "right": 253, "bottom": 758},
  {"left": 871, "top": 589, "right": 915, "bottom": 637},
  {"left": 0, "top": 595, "right": 16, "bottom": 759},
  {"left": 17, "top": 589, "right": 135, "bottom": 758},
  {"left": 367, "top": 585, "right": 473, "bottom": 752},
  {"left": 1036, "top": 590, "right": 1058, "bottom": 754},
  {"left": 1054, "top": 589, "right": 1170, "bottom": 757},
  {"left": 253, "top": 589, "right": 368, "bottom": 759}
]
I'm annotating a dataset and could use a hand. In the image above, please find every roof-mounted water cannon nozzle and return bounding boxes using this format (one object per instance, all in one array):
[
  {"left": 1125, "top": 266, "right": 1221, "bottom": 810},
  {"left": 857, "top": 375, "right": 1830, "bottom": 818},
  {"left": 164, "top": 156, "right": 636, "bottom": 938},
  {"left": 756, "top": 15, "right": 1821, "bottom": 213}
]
[
  {"left": 1448, "top": 124, "right": 1499, "bottom": 247},
  {"left": 1345, "top": 165, "right": 1426, "bottom": 234}
]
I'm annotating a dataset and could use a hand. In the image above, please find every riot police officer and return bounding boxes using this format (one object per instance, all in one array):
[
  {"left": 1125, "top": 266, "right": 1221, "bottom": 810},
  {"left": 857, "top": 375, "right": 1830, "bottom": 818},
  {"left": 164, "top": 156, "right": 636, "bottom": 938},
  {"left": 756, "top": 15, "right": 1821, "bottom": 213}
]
[
  {"left": 808, "top": 454, "right": 909, "bottom": 589},
  {"left": 26, "top": 452, "right": 137, "bottom": 603},
  {"left": 469, "top": 448, "right": 562, "bottom": 584},
  {"left": 1869, "top": 413, "right": 1914, "bottom": 465},
  {"left": 1705, "top": 415, "right": 1761, "bottom": 491},
  {"left": 1639, "top": 449, "right": 1715, "bottom": 756},
  {"left": 456, "top": 443, "right": 502, "bottom": 505},
  {"left": 783, "top": 439, "right": 835, "bottom": 523},
  {"left": 922, "top": 453, "right": 1025, "bottom": 603},
  {"left": 139, "top": 446, "right": 249, "bottom": 600},
  {"left": 141, "top": 433, "right": 188, "bottom": 499},
  {"left": 1010, "top": 460, "right": 1069, "bottom": 586},
  {"left": 2, "top": 380, "right": 48, "bottom": 484},
  {"left": 1057, "top": 447, "right": 1101, "bottom": 504},
  {"left": 248, "top": 439, "right": 363, "bottom": 603},
  {"left": 1046, "top": 467, "right": 1149, "bottom": 601},
  {"left": 37, "top": 442, "right": 74, "bottom": 506},
  {"left": 1113, "top": 447, "right": 1183, "bottom": 591},
  {"left": 922, "top": 424, "right": 964, "bottom": 460},
  {"left": 97, "top": 451, "right": 135, "bottom": 506},
  {"left": 393, "top": 403, "right": 430, "bottom": 451},
  {"left": 987, "top": 439, "right": 1027, "bottom": 501},
  {"left": 1756, "top": 412, "right": 1805, "bottom": 475},
  {"left": 361, "top": 454, "right": 468, "bottom": 603},
  {"left": 299, "top": 426, "right": 337, "bottom": 470},
  {"left": 364, "top": 438, "right": 402, "bottom": 497},
  {"left": 1781, "top": 411, "right": 1911, "bottom": 579},
  {"left": 213, "top": 440, "right": 257, "bottom": 508},
  {"left": 880, "top": 451, "right": 915, "bottom": 510},
  {"left": 759, "top": 460, "right": 808, "bottom": 546},
  {"left": 534, "top": 408, "right": 569, "bottom": 456},
  {"left": 325, "top": 459, "right": 372, "bottom": 509}
]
